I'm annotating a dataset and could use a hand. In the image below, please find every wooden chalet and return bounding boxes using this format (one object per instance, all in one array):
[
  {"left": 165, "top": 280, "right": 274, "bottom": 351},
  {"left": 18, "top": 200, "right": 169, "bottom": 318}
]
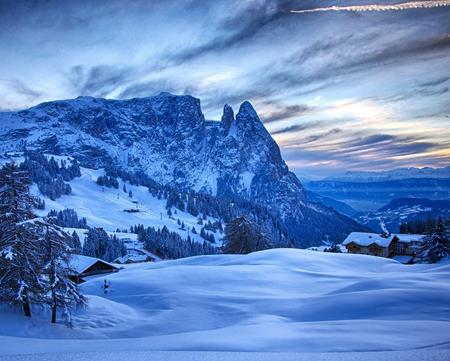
[
  {"left": 342, "top": 232, "right": 397, "bottom": 257},
  {"left": 342, "top": 232, "right": 426, "bottom": 261},
  {"left": 69, "top": 255, "right": 120, "bottom": 284},
  {"left": 393, "top": 234, "right": 426, "bottom": 256}
]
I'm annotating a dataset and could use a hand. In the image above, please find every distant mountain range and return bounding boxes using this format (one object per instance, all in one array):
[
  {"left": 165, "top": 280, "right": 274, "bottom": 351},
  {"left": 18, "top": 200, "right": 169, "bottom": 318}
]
[
  {"left": 305, "top": 166, "right": 450, "bottom": 231},
  {"left": 0, "top": 93, "right": 368, "bottom": 247},
  {"left": 325, "top": 166, "right": 450, "bottom": 182},
  {"left": 305, "top": 178, "right": 450, "bottom": 211}
]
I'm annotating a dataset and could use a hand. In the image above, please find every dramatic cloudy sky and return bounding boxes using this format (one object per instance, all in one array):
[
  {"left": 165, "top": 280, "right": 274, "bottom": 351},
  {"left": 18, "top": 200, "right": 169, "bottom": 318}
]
[{"left": 0, "top": 0, "right": 449, "bottom": 177}]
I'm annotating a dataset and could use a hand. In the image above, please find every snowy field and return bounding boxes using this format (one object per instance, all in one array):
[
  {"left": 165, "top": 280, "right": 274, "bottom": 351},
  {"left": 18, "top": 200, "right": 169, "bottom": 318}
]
[
  {"left": 0, "top": 350, "right": 449, "bottom": 361},
  {"left": 1, "top": 249, "right": 450, "bottom": 360}
]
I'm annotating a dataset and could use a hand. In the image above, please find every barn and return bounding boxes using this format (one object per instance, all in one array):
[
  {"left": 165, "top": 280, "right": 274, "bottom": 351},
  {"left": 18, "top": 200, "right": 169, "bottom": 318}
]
[{"left": 69, "top": 255, "right": 119, "bottom": 283}]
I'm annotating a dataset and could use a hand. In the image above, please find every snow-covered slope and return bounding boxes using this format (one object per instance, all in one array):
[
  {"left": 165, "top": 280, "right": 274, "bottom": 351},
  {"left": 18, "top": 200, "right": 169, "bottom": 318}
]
[
  {"left": 1, "top": 249, "right": 449, "bottom": 356},
  {"left": 30, "top": 165, "right": 221, "bottom": 246},
  {"left": 0, "top": 93, "right": 367, "bottom": 246}
]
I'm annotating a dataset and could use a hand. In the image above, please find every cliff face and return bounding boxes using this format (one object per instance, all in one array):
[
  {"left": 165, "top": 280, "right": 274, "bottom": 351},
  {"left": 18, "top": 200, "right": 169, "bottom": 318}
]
[{"left": 0, "top": 93, "right": 367, "bottom": 246}]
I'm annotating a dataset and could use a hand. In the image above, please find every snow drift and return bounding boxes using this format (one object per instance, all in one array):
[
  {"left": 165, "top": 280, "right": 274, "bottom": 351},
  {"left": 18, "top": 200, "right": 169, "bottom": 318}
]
[{"left": 1, "top": 249, "right": 450, "bottom": 356}]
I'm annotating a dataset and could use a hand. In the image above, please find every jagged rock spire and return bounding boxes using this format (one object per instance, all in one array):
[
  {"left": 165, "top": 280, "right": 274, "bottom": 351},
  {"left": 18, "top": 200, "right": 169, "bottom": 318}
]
[
  {"left": 236, "top": 101, "right": 260, "bottom": 123},
  {"left": 221, "top": 104, "right": 234, "bottom": 132}
]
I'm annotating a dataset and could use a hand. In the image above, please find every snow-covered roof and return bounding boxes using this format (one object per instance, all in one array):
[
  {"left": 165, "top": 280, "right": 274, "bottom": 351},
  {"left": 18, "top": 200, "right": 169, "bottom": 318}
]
[
  {"left": 114, "top": 254, "right": 153, "bottom": 264},
  {"left": 342, "top": 232, "right": 395, "bottom": 247},
  {"left": 69, "top": 254, "right": 118, "bottom": 274},
  {"left": 393, "top": 234, "right": 426, "bottom": 243}
]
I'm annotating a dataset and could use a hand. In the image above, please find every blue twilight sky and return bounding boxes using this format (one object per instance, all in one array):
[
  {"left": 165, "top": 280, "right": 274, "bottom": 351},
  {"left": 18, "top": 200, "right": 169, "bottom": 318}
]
[{"left": 0, "top": 0, "right": 449, "bottom": 177}]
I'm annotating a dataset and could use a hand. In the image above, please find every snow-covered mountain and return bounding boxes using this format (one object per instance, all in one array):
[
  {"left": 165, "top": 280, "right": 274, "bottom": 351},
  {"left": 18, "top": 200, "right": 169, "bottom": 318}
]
[{"left": 0, "top": 93, "right": 367, "bottom": 246}]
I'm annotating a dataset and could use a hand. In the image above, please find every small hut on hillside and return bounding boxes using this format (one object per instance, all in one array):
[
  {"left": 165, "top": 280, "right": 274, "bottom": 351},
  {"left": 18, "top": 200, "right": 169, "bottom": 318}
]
[{"left": 69, "top": 255, "right": 119, "bottom": 283}]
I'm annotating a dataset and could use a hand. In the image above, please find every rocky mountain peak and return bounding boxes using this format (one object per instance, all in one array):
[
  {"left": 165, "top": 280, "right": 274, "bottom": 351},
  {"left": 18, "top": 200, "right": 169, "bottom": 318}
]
[
  {"left": 236, "top": 101, "right": 259, "bottom": 123},
  {"left": 0, "top": 93, "right": 368, "bottom": 247},
  {"left": 221, "top": 104, "right": 234, "bottom": 132}
]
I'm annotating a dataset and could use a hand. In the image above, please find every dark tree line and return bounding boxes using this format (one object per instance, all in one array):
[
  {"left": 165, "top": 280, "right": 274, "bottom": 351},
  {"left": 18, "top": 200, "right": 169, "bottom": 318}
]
[
  {"left": 400, "top": 217, "right": 450, "bottom": 235},
  {"left": 96, "top": 175, "right": 119, "bottom": 189},
  {"left": 46, "top": 209, "right": 126, "bottom": 262},
  {"left": 134, "top": 224, "right": 217, "bottom": 259},
  {"left": 48, "top": 208, "right": 88, "bottom": 229},
  {"left": 0, "top": 163, "right": 84, "bottom": 323},
  {"left": 82, "top": 228, "right": 127, "bottom": 262},
  {"left": 199, "top": 227, "right": 215, "bottom": 243},
  {"left": 20, "top": 152, "right": 81, "bottom": 200}
]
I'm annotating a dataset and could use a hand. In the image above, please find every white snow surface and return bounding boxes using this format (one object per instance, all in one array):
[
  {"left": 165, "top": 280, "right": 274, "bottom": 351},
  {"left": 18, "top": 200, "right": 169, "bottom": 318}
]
[
  {"left": 1, "top": 249, "right": 450, "bottom": 359},
  {"left": 0, "top": 350, "right": 449, "bottom": 361}
]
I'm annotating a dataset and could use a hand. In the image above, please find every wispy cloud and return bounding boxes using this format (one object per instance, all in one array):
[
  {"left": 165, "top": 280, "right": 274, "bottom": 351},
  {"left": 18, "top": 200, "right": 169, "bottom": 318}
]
[
  {"left": 271, "top": 123, "right": 317, "bottom": 136},
  {"left": 290, "top": 1, "right": 450, "bottom": 14},
  {"left": 1, "top": 0, "right": 449, "bottom": 175},
  {"left": 258, "top": 102, "right": 312, "bottom": 123},
  {"left": 68, "top": 65, "right": 135, "bottom": 98}
]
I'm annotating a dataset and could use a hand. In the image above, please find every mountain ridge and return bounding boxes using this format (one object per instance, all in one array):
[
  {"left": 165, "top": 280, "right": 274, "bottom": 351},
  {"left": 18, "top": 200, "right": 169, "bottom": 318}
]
[{"left": 0, "top": 93, "right": 367, "bottom": 246}]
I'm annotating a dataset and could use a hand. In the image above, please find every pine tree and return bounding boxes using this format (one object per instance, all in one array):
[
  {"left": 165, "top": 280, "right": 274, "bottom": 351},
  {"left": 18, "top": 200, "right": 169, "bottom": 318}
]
[
  {"left": 70, "top": 231, "right": 82, "bottom": 254},
  {"left": 0, "top": 163, "right": 42, "bottom": 317},
  {"left": 415, "top": 217, "right": 450, "bottom": 263},
  {"left": 82, "top": 229, "right": 100, "bottom": 258},
  {"left": 223, "top": 216, "right": 272, "bottom": 254},
  {"left": 26, "top": 218, "right": 86, "bottom": 323},
  {"left": 82, "top": 228, "right": 126, "bottom": 262}
]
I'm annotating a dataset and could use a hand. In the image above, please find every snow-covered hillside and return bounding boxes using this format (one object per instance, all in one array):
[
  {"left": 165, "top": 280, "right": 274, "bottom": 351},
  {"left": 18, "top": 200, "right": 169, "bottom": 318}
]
[
  {"left": 1, "top": 249, "right": 449, "bottom": 359},
  {"left": 30, "top": 164, "right": 222, "bottom": 247}
]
